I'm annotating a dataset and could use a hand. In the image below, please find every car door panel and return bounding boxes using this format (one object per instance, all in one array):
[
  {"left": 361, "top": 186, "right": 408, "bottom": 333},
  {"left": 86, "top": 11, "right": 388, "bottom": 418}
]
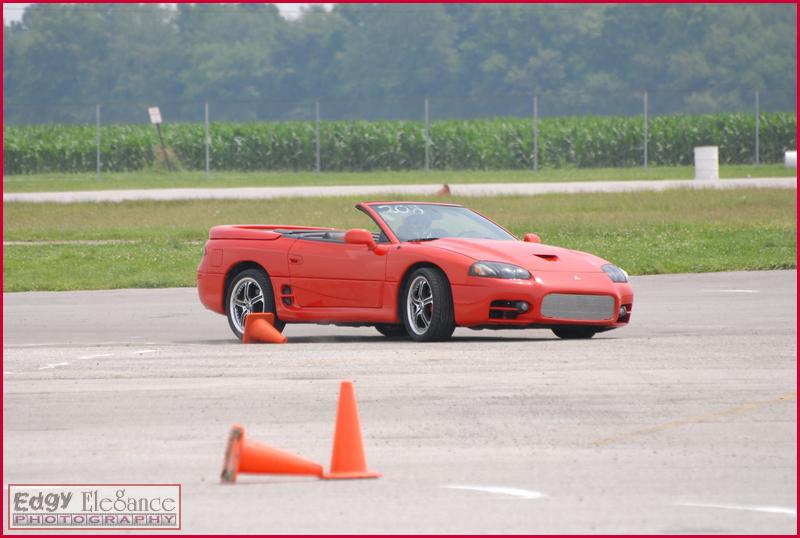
[{"left": 287, "top": 239, "right": 386, "bottom": 308}]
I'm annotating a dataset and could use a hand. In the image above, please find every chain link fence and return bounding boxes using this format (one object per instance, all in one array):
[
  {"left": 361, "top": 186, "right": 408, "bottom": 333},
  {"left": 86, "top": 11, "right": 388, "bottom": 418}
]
[{"left": 3, "top": 89, "right": 796, "bottom": 176}]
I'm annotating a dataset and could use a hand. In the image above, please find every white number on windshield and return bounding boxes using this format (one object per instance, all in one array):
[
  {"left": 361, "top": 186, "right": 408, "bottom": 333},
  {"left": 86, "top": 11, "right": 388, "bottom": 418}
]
[{"left": 376, "top": 204, "right": 425, "bottom": 215}]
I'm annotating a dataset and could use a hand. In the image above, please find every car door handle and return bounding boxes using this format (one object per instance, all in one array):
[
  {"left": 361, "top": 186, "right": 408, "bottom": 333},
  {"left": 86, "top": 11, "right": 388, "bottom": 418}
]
[{"left": 288, "top": 254, "right": 303, "bottom": 264}]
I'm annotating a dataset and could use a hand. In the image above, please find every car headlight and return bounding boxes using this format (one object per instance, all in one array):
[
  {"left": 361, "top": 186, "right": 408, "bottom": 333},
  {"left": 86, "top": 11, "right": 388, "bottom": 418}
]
[
  {"left": 602, "top": 264, "right": 629, "bottom": 283},
  {"left": 469, "top": 261, "right": 531, "bottom": 280}
]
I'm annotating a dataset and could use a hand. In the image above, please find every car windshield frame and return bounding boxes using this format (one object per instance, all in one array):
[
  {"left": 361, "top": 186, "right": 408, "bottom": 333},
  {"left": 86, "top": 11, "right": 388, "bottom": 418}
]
[{"left": 365, "top": 202, "right": 517, "bottom": 243}]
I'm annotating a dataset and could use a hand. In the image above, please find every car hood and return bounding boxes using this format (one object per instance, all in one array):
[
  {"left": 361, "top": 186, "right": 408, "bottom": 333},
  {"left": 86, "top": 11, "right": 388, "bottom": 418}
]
[{"left": 422, "top": 238, "right": 608, "bottom": 272}]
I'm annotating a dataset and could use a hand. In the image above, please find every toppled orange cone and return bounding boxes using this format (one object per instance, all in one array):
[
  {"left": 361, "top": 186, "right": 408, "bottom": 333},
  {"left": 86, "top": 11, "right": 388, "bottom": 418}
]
[
  {"left": 243, "top": 312, "right": 287, "bottom": 344},
  {"left": 435, "top": 183, "right": 451, "bottom": 196},
  {"left": 221, "top": 424, "right": 324, "bottom": 483},
  {"left": 323, "top": 380, "right": 381, "bottom": 479}
]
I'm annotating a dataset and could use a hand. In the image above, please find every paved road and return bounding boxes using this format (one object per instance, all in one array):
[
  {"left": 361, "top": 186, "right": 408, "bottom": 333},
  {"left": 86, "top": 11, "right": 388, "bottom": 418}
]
[
  {"left": 3, "top": 271, "right": 796, "bottom": 533},
  {"left": 4, "top": 177, "right": 795, "bottom": 203}
]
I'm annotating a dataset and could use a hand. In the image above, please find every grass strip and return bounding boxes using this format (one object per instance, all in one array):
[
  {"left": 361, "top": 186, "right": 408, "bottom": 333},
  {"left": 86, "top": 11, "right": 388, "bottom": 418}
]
[{"left": 3, "top": 188, "right": 795, "bottom": 291}]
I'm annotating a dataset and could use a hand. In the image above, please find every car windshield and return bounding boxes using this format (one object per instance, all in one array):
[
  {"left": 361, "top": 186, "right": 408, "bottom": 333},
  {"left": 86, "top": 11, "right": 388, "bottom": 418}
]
[{"left": 369, "top": 203, "right": 516, "bottom": 242}]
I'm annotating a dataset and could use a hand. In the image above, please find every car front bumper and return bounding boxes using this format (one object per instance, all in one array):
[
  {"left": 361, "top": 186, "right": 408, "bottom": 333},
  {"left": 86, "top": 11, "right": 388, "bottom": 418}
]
[{"left": 452, "top": 271, "right": 634, "bottom": 329}]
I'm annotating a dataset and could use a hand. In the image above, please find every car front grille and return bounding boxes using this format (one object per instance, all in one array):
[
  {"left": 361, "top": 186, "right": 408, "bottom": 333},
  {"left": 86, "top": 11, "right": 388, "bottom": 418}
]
[{"left": 541, "top": 293, "right": 614, "bottom": 321}]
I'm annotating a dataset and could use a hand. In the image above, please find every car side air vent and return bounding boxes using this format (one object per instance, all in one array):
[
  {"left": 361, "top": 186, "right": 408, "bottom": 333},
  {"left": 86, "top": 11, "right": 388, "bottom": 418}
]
[
  {"left": 281, "top": 285, "right": 294, "bottom": 306},
  {"left": 535, "top": 254, "right": 559, "bottom": 262}
]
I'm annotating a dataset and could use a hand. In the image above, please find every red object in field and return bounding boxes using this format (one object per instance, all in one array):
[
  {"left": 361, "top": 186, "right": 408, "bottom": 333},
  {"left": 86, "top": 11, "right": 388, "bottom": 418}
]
[
  {"left": 197, "top": 202, "right": 634, "bottom": 342},
  {"left": 323, "top": 380, "right": 381, "bottom": 480},
  {"left": 523, "top": 233, "right": 542, "bottom": 243}
]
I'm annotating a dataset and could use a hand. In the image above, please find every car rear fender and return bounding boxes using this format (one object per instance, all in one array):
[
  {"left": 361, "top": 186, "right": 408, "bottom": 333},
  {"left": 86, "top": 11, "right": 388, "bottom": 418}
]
[{"left": 224, "top": 261, "right": 272, "bottom": 298}]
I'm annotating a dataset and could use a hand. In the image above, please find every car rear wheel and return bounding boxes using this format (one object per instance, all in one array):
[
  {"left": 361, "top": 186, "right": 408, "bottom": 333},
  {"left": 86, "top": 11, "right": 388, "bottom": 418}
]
[
  {"left": 225, "top": 268, "right": 283, "bottom": 340},
  {"left": 375, "top": 324, "right": 409, "bottom": 338},
  {"left": 552, "top": 326, "right": 596, "bottom": 340},
  {"left": 402, "top": 267, "right": 455, "bottom": 342}
]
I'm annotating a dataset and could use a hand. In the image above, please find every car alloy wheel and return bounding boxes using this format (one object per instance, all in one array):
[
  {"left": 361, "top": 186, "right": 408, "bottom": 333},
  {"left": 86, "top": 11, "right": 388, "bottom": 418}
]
[
  {"left": 401, "top": 267, "right": 455, "bottom": 342},
  {"left": 225, "top": 268, "right": 284, "bottom": 340},
  {"left": 406, "top": 275, "right": 433, "bottom": 335},
  {"left": 229, "top": 276, "right": 265, "bottom": 335}
]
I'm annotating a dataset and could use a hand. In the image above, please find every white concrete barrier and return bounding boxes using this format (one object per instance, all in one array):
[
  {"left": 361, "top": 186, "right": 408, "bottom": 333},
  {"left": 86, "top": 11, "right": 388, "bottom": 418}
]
[
  {"left": 785, "top": 150, "right": 797, "bottom": 169},
  {"left": 694, "top": 146, "right": 719, "bottom": 180}
]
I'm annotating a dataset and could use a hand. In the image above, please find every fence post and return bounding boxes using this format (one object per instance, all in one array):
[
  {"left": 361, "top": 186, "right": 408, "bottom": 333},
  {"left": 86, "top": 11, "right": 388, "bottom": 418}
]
[
  {"left": 315, "top": 100, "right": 321, "bottom": 174},
  {"left": 532, "top": 94, "right": 539, "bottom": 172},
  {"left": 205, "top": 100, "right": 210, "bottom": 178},
  {"left": 643, "top": 90, "right": 648, "bottom": 170},
  {"left": 754, "top": 90, "right": 760, "bottom": 167},
  {"left": 95, "top": 104, "right": 102, "bottom": 180},
  {"left": 424, "top": 96, "right": 430, "bottom": 174}
]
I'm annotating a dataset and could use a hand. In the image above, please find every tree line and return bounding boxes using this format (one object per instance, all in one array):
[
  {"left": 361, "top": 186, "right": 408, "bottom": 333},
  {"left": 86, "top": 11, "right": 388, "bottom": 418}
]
[{"left": 3, "top": 3, "right": 796, "bottom": 124}]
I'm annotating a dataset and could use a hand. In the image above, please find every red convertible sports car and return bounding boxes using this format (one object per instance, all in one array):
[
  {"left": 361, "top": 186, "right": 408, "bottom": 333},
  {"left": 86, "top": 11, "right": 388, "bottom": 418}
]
[{"left": 197, "top": 202, "right": 633, "bottom": 341}]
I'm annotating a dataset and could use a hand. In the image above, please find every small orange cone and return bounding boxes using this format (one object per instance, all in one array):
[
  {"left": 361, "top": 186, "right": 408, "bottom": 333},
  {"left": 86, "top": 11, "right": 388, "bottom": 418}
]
[
  {"left": 323, "top": 380, "right": 381, "bottom": 479},
  {"left": 435, "top": 183, "right": 451, "bottom": 196},
  {"left": 220, "top": 424, "right": 324, "bottom": 483},
  {"left": 243, "top": 312, "right": 287, "bottom": 344}
]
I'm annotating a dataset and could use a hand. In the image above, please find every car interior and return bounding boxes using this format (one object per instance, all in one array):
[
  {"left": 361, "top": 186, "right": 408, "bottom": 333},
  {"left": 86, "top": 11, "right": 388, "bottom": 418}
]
[{"left": 272, "top": 229, "right": 388, "bottom": 243}]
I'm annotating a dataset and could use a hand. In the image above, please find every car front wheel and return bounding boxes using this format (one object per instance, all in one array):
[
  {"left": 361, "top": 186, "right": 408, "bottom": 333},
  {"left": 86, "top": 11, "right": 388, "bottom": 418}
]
[
  {"left": 225, "top": 268, "right": 283, "bottom": 340},
  {"left": 375, "top": 324, "right": 409, "bottom": 338},
  {"left": 551, "top": 326, "right": 596, "bottom": 340},
  {"left": 401, "top": 267, "right": 455, "bottom": 342}
]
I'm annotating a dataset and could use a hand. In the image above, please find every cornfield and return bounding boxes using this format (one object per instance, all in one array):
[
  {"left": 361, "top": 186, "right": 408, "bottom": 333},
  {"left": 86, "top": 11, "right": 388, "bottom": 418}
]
[{"left": 3, "top": 112, "right": 795, "bottom": 174}]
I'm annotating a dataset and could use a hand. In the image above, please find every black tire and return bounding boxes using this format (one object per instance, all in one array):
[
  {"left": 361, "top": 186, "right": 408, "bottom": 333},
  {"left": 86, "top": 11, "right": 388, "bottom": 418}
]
[
  {"left": 375, "top": 324, "right": 409, "bottom": 338},
  {"left": 225, "top": 268, "right": 283, "bottom": 340},
  {"left": 552, "top": 326, "right": 596, "bottom": 340},
  {"left": 401, "top": 267, "right": 455, "bottom": 342}
]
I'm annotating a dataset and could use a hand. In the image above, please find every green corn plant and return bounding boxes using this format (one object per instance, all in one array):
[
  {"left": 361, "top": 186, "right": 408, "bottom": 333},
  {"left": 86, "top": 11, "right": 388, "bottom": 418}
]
[{"left": 3, "top": 112, "right": 795, "bottom": 174}]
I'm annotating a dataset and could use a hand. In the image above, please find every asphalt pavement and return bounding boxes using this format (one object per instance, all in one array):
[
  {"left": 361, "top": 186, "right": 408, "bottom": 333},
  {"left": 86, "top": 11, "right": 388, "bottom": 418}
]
[{"left": 2, "top": 270, "right": 797, "bottom": 533}]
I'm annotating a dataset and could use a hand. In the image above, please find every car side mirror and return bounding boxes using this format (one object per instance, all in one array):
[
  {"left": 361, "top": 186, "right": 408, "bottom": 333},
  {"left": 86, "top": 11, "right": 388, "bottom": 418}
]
[
  {"left": 523, "top": 233, "right": 541, "bottom": 244},
  {"left": 345, "top": 228, "right": 386, "bottom": 255}
]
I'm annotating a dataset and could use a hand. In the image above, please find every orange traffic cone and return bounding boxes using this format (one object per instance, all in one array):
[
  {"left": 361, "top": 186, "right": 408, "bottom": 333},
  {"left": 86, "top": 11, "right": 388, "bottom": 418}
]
[
  {"left": 243, "top": 312, "right": 287, "bottom": 344},
  {"left": 323, "top": 380, "right": 381, "bottom": 479},
  {"left": 220, "top": 424, "right": 324, "bottom": 483},
  {"left": 435, "top": 183, "right": 451, "bottom": 196}
]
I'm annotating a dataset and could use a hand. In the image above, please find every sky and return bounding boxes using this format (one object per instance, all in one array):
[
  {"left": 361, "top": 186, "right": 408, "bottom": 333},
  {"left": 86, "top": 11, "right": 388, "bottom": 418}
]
[
  {"left": 3, "top": 3, "right": 332, "bottom": 23},
  {"left": 4, "top": 4, "right": 31, "bottom": 22}
]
